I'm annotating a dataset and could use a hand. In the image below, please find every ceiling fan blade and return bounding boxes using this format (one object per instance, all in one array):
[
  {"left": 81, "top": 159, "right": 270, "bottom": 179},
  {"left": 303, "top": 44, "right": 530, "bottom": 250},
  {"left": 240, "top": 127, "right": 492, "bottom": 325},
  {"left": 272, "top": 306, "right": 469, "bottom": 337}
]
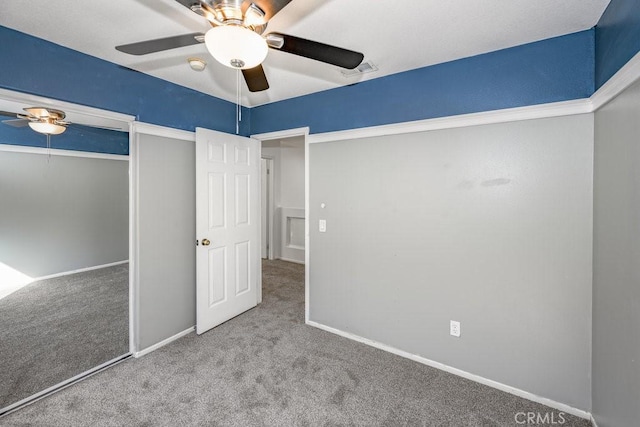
[
  {"left": 266, "top": 33, "right": 364, "bottom": 69},
  {"left": 174, "top": 0, "right": 201, "bottom": 12},
  {"left": 251, "top": 0, "right": 292, "bottom": 21},
  {"left": 2, "top": 119, "right": 30, "bottom": 128},
  {"left": 115, "top": 33, "right": 205, "bottom": 55},
  {"left": 242, "top": 65, "right": 270, "bottom": 92},
  {"left": 0, "top": 110, "right": 16, "bottom": 117}
]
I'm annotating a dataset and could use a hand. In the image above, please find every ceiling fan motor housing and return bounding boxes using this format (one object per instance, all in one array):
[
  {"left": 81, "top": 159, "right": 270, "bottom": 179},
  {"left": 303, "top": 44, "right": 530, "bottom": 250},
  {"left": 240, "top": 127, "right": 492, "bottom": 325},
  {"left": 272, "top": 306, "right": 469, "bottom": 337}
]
[
  {"left": 16, "top": 107, "right": 70, "bottom": 135},
  {"left": 198, "top": 0, "right": 267, "bottom": 33}
]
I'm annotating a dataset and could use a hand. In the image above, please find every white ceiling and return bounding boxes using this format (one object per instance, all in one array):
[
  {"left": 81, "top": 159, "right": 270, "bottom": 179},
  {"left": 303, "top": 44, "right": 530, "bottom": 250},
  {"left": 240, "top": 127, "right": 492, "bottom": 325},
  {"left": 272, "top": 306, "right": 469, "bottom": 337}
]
[{"left": 0, "top": 0, "right": 610, "bottom": 108}]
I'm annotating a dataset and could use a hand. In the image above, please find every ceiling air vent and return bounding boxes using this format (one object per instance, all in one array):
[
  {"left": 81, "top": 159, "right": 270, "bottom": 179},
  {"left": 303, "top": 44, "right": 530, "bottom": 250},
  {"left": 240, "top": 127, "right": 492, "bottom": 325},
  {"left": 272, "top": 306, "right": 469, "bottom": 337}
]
[{"left": 341, "top": 61, "right": 378, "bottom": 77}]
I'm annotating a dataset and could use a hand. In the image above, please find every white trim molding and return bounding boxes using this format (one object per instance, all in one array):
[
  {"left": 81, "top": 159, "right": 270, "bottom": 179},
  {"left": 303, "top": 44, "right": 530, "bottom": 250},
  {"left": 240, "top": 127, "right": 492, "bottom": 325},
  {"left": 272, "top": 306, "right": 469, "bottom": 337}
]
[
  {"left": 591, "top": 50, "right": 640, "bottom": 111},
  {"left": 129, "top": 124, "right": 139, "bottom": 356},
  {"left": 0, "top": 144, "right": 128, "bottom": 161},
  {"left": 32, "top": 260, "right": 129, "bottom": 282},
  {"left": 251, "top": 127, "right": 310, "bottom": 141},
  {"left": 133, "top": 122, "right": 195, "bottom": 141},
  {"left": 304, "top": 129, "right": 310, "bottom": 324},
  {"left": 307, "top": 100, "right": 592, "bottom": 144},
  {"left": 306, "top": 320, "right": 592, "bottom": 421},
  {"left": 133, "top": 327, "right": 195, "bottom": 358}
]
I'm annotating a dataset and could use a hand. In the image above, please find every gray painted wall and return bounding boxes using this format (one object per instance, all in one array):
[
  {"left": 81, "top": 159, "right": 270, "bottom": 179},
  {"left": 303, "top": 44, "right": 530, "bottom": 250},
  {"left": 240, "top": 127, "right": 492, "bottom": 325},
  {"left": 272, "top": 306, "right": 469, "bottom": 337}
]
[
  {"left": 0, "top": 151, "right": 128, "bottom": 277},
  {"left": 309, "top": 114, "right": 594, "bottom": 410},
  {"left": 592, "top": 79, "right": 640, "bottom": 426},
  {"left": 137, "top": 134, "right": 196, "bottom": 350}
]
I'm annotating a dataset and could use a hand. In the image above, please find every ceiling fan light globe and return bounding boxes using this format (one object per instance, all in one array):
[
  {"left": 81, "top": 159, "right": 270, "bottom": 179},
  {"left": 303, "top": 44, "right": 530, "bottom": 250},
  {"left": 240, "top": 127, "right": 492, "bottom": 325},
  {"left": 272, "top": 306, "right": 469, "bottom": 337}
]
[
  {"left": 204, "top": 26, "right": 268, "bottom": 70},
  {"left": 28, "top": 121, "right": 66, "bottom": 135}
]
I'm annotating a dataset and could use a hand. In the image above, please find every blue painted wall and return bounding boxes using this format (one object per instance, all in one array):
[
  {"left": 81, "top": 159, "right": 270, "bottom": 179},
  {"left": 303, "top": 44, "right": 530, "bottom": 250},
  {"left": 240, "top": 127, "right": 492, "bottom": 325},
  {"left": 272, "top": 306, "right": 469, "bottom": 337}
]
[
  {"left": 7, "top": 7, "right": 640, "bottom": 144},
  {"left": 0, "top": 123, "right": 128, "bottom": 155},
  {"left": 595, "top": 0, "right": 640, "bottom": 89},
  {"left": 0, "top": 26, "right": 250, "bottom": 143},
  {"left": 250, "top": 30, "right": 595, "bottom": 135}
]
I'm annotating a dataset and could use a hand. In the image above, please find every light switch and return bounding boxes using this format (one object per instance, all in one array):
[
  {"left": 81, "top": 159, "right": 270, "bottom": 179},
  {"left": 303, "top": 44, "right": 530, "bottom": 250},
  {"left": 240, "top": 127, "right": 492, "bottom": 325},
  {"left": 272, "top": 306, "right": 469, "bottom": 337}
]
[{"left": 319, "top": 219, "right": 327, "bottom": 232}]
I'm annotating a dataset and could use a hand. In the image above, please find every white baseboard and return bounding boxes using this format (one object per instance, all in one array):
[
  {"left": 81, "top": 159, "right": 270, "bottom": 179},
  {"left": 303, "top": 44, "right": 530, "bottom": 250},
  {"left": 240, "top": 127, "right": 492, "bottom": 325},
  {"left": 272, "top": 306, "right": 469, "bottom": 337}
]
[
  {"left": 134, "top": 326, "right": 195, "bottom": 358},
  {"left": 33, "top": 260, "right": 129, "bottom": 282},
  {"left": 278, "top": 257, "right": 305, "bottom": 265},
  {"left": 306, "top": 320, "right": 591, "bottom": 420}
]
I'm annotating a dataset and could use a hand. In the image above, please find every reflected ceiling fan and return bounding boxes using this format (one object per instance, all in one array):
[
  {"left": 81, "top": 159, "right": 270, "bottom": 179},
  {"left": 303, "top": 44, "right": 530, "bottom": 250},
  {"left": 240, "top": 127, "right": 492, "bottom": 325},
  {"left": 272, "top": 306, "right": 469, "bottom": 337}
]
[
  {"left": 115, "top": 0, "right": 365, "bottom": 92},
  {"left": 1, "top": 107, "right": 69, "bottom": 135}
]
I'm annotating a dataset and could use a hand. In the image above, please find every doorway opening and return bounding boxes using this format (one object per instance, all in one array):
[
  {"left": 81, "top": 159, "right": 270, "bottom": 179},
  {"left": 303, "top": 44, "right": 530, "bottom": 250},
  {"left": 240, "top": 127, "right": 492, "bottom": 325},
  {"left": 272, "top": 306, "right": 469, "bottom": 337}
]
[
  {"left": 194, "top": 127, "right": 308, "bottom": 336},
  {"left": 259, "top": 134, "right": 307, "bottom": 316},
  {"left": 260, "top": 136, "right": 306, "bottom": 265}
]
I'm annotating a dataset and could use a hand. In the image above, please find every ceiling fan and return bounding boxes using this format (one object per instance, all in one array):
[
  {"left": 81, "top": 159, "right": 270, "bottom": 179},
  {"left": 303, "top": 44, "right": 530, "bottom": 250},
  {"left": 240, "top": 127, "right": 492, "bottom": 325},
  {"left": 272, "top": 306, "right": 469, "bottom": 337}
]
[
  {"left": 115, "top": 0, "right": 365, "bottom": 92},
  {"left": 1, "top": 107, "right": 70, "bottom": 135}
]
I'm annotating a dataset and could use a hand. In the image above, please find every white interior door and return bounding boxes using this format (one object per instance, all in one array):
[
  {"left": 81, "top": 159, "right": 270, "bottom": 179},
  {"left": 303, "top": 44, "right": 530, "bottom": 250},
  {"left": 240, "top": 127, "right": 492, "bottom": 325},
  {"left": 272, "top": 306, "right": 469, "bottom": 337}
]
[{"left": 196, "top": 127, "right": 260, "bottom": 335}]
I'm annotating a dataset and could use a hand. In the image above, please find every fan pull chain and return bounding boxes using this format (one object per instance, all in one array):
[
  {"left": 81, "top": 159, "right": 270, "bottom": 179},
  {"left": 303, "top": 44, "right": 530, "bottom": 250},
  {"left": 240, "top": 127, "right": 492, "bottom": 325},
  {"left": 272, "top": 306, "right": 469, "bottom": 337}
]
[{"left": 236, "top": 68, "right": 242, "bottom": 135}]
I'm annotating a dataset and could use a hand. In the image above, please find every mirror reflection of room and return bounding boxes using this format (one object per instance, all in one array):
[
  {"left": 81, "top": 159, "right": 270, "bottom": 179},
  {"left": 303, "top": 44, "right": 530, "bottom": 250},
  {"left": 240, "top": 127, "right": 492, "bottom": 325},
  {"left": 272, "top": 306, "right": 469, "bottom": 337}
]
[{"left": 0, "top": 105, "right": 130, "bottom": 412}]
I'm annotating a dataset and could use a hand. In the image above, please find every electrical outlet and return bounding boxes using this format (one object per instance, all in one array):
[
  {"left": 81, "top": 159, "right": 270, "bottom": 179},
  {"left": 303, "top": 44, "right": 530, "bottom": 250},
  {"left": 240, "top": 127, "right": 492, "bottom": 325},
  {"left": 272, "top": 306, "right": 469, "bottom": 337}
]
[
  {"left": 450, "top": 320, "right": 461, "bottom": 337},
  {"left": 319, "top": 219, "right": 327, "bottom": 232}
]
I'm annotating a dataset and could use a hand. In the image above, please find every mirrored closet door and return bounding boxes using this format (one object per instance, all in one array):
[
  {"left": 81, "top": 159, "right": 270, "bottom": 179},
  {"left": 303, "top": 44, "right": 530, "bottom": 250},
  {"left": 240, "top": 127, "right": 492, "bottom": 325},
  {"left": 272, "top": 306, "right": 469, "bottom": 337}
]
[{"left": 0, "top": 95, "right": 132, "bottom": 413}]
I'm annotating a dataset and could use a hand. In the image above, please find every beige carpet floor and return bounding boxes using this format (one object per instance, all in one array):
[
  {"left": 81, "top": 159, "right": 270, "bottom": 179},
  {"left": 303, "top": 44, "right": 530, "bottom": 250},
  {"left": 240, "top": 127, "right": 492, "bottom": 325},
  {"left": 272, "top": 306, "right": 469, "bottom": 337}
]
[{"left": 0, "top": 263, "right": 129, "bottom": 411}]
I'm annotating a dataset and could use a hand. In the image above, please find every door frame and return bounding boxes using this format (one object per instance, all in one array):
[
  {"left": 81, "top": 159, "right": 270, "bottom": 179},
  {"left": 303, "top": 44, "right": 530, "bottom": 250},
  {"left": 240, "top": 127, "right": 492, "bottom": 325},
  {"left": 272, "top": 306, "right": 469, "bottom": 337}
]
[
  {"left": 261, "top": 155, "right": 275, "bottom": 261},
  {"left": 251, "top": 127, "right": 310, "bottom": 322}
]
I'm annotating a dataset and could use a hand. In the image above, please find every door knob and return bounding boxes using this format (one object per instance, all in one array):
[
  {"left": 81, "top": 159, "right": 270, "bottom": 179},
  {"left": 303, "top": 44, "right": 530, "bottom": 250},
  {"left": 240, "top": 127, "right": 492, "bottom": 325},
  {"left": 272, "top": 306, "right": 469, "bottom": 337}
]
[{"left": 201, "top": 238, "right": 211, "bottom": 246}]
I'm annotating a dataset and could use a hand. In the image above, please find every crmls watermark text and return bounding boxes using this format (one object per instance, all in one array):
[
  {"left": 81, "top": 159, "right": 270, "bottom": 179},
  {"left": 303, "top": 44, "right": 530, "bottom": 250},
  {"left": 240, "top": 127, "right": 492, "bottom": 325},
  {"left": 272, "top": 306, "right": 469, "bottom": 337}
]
[{"left": 514, "top": 412, "right": 566, "bottom": 425}]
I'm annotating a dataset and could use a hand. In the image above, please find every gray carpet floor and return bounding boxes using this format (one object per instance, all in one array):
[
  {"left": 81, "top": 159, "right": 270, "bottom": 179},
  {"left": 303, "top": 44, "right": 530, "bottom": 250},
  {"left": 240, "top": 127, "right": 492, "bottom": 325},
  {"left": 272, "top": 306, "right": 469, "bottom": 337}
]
[
  {"left": 2, "top": 260, "right": 590, "bottom": 426},
  {"left": 0, "top": 263, "right": 129, "bottom": 410}
]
